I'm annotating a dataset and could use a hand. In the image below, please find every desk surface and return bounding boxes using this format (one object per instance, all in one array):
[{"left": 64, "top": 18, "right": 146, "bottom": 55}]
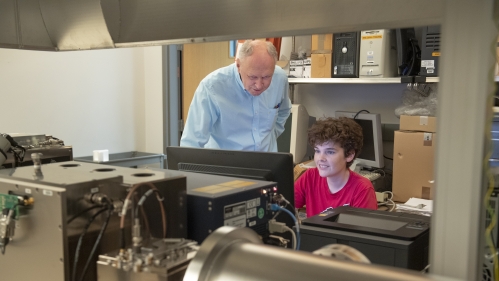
[{"left": 74, "top": 151, "right": 165, "bottom": 168}]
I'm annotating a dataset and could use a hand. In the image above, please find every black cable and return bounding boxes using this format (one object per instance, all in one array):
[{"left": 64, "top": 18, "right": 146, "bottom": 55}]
[
  {"left": 353, "top": 110, "right": 370, "bottom": 119},
  {"left": 407, "top": 39, "right": 416, "bottom": 76},
  {"left": 67, "top": 205, "right": 101, "bottom": 224},
  {"left": 47, "top": 136, "right": 65, "bottom": 146},
  {"left": 383, "top": 155, "right": 393, "bottom": 160},
  {"left": 382, "top": 168, "right": 393, "bottom": 175},
  {"left": 412, "top": 39, "right": 421, "bottom": 75},
  {"left": 14, "top": 146, "right": 25, "bottom": 162},
  {"left": 50, "top": 136, "right": 64, "bottom": 145},
  {"left": 78, "top": 204, "right": 113, "bottom": 281},
  {"left": 11, "top": 148, "right": 19, "bottom": 168},
  {"left": 401, "top": 40, "right": 412, "bottom": 76},
  {"left": 1, "top": 134, "right": 25, "bottom": 166},
  {"left": 9, "top": 147, "right": 25, "bottom": 168},
  {"left": 0, "top": 149, "right": 6, "bottom": 162},
  {"left": 72, "top": 207, "right": 108, "bottom": 281}
]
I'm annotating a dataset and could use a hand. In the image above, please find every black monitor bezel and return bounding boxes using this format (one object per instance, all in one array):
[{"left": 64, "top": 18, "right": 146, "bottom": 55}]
[{"left": 166, "top": 146, "right": 295, "bottom": 205}]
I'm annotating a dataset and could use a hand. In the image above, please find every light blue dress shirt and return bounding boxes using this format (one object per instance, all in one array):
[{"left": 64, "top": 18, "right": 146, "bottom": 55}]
[{"left": 180, "top": 63, "right": 291, "bottom": 152}]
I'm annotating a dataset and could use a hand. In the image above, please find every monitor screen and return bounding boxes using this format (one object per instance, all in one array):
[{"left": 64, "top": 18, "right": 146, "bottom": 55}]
[
  {"left": 277, "top": 104, "right": 311, "bottom": 164},
  {"left": 332, "top": 213, "right": 406, "bottom": 231},
  {"left": 166, "top": 146, "right": 295, "bottom": 204},
  {"left": 334, "top": 111, "right": 384, "bottom": 169}
]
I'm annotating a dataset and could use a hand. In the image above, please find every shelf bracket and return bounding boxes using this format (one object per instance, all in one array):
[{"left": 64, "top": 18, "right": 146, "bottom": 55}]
[
  {"left": 402, "top": 75, "right": 434, "bottom": 97},
  {"left": 289, "top": 84, "right": 295, "bottom": 103}
]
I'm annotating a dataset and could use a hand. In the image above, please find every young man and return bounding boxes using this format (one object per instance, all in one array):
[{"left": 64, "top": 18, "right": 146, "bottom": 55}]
[
  {"left": 294, "top": 117, "right": 377, "bottom": 217},
  {"left": 180, "top": 40, "right": 291, "bottom": 152}
]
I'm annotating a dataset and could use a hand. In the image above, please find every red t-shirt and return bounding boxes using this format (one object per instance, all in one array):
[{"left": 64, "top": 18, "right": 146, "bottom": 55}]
[{"left": 295, "top": 168, "right": 377, "bottom": 217}]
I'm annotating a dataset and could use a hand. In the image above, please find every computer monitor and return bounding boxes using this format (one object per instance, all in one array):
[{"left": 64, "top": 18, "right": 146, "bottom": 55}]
[
  {"left": 334, "top": 111, "right": 384, "bottom": 169},
  {"left": 277, "top": 104, "right": 311, "bottom": 164},
  {"left": 166, "top": 146, "right": 295, "bottom": 204}
]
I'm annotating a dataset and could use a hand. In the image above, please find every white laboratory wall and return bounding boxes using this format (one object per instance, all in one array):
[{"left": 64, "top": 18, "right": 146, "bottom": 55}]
[
  {"left": 293, "top": 83, "right": 406, "bottom": 124},
  {"left": 0, "top": 46, "right": 163, "bottom": 157},
  {"left": 143, "top": 46, "right": 165, "bottom": 154}
]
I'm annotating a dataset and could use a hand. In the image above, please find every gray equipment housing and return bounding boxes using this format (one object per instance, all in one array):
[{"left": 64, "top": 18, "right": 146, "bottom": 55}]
[
  {"left": 299, "top": 206, "right": 430, "bottom": 270},
  {"left": 159, "top": 169, "right": 278, "bottom": 244},
  {"left": 0, "top": 161, "right": 187, "bottom": 281},
  {"left": 420, "top": 25, "right": 440, "bottom": 77}
]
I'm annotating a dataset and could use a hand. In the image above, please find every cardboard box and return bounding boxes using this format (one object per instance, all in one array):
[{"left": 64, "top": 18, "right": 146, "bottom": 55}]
[
  {"left": 312, "top": 34, "right": 333, "bottom": 51},
  {"left": 311, "top": 54, "right": 332, "bottom": 78},
  {"left": 400, "top": 115, "right": 437, "bottom": 132},
  {"left": 392, "top": 131, "right": 436, "bottom": 202},
  {"left": 289, "top": 60, "right": 304, "bottom": 78}
]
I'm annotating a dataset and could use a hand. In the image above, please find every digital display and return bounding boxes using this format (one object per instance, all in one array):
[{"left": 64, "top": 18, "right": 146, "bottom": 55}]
[{"left": 328, "top": 213, "right": 407, "bottom": 231}]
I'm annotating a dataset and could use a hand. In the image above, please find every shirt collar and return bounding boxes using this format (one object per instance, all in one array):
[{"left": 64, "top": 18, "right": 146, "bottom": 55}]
[{"left": 233, "top": 63, "right": 246, "bottom": 92}]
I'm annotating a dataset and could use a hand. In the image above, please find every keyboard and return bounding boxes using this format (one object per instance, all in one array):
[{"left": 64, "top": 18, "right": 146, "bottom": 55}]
[{"left": 358, "top": 170, "right": 381, "bottom": 182}]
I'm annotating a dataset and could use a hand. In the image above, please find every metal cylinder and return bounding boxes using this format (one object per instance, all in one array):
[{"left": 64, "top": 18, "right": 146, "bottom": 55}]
[
  {"left": 184, "top": 226, "right": 435, "bottom": 281},
  {"left": 31, "top": 153, "right": 42, "bottom": 169}
]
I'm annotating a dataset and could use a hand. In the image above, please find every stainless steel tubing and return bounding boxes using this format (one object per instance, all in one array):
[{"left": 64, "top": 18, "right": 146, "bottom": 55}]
[{"left": 184, "top": 226, "right": 449, "bottom": 281}]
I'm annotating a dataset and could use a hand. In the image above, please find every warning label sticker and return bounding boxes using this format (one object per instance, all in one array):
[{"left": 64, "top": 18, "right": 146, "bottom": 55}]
[
  {"left": 362, "top": 35, "right": 382, "bottom": 40},
  {"left": 224, "top": 202, "right": 247, "bottom": 227},
  {"left": 421, "top": 60, "right": 435, "bottom": 68}
]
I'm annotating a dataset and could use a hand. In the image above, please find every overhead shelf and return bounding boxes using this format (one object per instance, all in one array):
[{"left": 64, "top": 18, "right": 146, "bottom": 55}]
[{"left": 288, "top": 77, "right": 439, "bottom": 84}]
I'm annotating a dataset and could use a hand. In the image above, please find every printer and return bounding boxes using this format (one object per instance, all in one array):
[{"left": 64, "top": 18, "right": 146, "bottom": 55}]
[{"left": 299, "top": 206, "right": 429, "bottom": 270}]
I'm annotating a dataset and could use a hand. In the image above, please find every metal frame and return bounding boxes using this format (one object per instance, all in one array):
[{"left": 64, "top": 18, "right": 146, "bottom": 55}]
[
  {"left": 1, "top": 0, "right": 443, "bottom": 51},
  {"left": 430, "top": 0, "right": 497, "bottom": 280},
  {"left": 163, "top": 44, "right": 182, "bottom": 170},
  {"left": 0, "top": 0, "right": 496, "bottom": 279}
]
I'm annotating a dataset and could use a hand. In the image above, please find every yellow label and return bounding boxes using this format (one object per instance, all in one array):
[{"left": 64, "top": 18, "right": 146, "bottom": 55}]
[
  {"left": 362, "top": 35, "right": 383, "bottom": 40},
  {"left": 219, "top": 180, "right": 255, "bottom": 188},
  {"left": 432, "top": 52, "right": 441, "bottom": 57},
  {"left": 193, "top": 185, "right": 233, "bottom": 194},
  {"left": 193, "top": 180, "right": 256, "bottom": 194}
]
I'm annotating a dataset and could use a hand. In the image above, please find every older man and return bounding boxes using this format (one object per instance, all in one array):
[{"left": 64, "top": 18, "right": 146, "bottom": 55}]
[{"left": 180, "top": 40, "right": 291, "bottom": 152}]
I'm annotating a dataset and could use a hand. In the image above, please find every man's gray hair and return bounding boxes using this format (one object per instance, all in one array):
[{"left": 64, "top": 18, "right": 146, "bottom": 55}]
[{"left": 238, "top": 40, "right": 278, "bottom": 63}]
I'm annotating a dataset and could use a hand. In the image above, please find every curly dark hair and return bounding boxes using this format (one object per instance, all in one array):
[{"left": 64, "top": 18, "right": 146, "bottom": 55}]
[{"left": 308, "top": 117, "right": 363, "bottom": 168}]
